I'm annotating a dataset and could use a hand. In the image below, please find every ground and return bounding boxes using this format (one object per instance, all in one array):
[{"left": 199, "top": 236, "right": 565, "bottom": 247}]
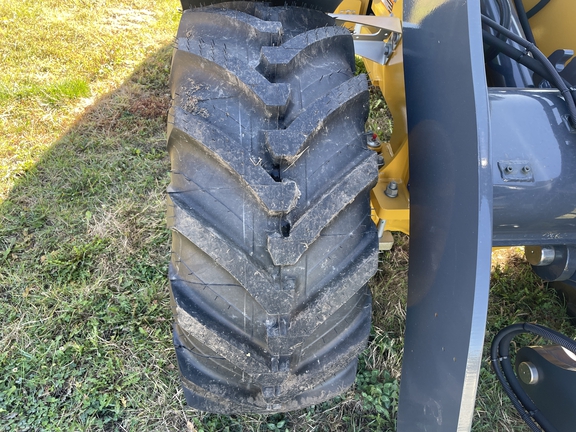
[{"left": 1, "top": 1, "right": 574, "bottom": 430}]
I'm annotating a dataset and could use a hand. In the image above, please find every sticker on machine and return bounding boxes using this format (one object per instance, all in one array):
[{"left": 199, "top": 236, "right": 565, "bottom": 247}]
[{"left": 383, "top": 0, "right": 396, "bottom": 14}]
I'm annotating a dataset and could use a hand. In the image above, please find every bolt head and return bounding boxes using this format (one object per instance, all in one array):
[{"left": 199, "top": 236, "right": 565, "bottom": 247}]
[
  {"left": 518, "top": 361, "right": 539, "bottom": 385},
  {"left": 525, "top": 246, "right": 556, "bottom": 266},
  {"left": 385, "top": 181, "right": 399, "bottom": 198}
]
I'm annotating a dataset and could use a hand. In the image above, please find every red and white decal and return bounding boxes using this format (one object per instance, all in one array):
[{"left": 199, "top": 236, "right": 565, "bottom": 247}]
[{"left": 384, "top": 0, "right": 395, "bottom": 14}]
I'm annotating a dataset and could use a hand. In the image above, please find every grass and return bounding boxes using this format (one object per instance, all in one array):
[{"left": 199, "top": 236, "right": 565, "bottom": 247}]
[{"left": 1, "top": 1, "right": 575, "bottom": 430}]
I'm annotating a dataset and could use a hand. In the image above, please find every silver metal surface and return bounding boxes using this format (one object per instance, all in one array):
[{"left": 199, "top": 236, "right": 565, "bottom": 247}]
[
  {"left": 531, "top": 245, "right": 576, "bottom": 282},
  {"left": 328, "top": 14, "right": 402, "bottom": 33},
  {"left": 329, "top": 14, "right": 402, "bottom": 64},
  {"left": 385, "top": 181, "right": 398, "bottom": 198},
  {"left": 366, "top": 133, "right": 381, "bottom": 149},
  {"left": 525, "top": 246, "right": 556, "bottom": 267},
  {"left": 518, "top": 361, "right": 539, "bottom": 385},
  {"left": 377, "top": 219, "right": 386, "bottom": 238}
]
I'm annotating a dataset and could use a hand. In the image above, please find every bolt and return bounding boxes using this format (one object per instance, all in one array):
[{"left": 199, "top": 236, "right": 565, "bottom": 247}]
[
  {"left": 518, "top": 361, "right": 539, "bottom": 385},
  {"left": 522, "top": 165, "right": 531, "bottom": 173},
  {"left": 505, "top": 165, "right": 513, "bottom": 174},
  {"left": 525, "top": 246, "right": 556, "bottom": 266},
  {"left": 366, "top": 131, "right": 380, "bottom": 149},
  {"left": 385, "top": 181, "right": 398, "bottom": 198}
]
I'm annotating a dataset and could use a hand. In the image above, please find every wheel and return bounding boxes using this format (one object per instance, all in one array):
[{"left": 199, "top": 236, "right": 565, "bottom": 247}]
[{"left": 166, "top": 1, "right": 379, "bottom": 413}]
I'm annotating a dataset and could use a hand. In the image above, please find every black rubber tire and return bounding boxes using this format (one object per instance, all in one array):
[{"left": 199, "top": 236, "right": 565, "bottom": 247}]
[{"left": 166, "top": 2, "right": 378, "bottom": 414}]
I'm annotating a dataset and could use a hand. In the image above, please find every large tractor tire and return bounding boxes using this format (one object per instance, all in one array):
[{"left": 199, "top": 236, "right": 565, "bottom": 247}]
[{"left": 166, "top": 2, "right": 379, "bottom": 413}]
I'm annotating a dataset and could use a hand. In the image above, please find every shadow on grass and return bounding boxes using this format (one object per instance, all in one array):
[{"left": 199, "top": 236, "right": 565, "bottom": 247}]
[
  {"left": 0, "top": 40, "right": 405, "bottom": 431},
  {"left": 0, "top": 45, "right": 190, "bottom": 431},
  {"left": 3, "top": 39, "right": 569, "bottom": 432}
]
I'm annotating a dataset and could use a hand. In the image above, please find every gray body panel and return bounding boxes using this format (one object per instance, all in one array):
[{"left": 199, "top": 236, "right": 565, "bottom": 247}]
[
  {"left": 490, "top": 89, "right": 576, "bottom": 245},
  {"left": 398, "top": 1, "right": 493, "bottom": 430}
]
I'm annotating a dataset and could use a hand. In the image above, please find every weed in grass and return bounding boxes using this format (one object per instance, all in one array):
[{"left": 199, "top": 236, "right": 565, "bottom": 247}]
[
  {"left": 356, "top": 57, "right": 394, "bottom": 143},
  {"left": 43, "top": 237, "right": 109, "bottom": 284},
  {"left": 355, "top": 368, "right": 399, "bottom": 426},
  {"left": 367, "top": 86, "right": 394, "bottom": 143}
]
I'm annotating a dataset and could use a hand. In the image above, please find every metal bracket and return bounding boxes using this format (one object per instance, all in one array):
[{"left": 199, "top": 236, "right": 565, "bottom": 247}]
[
  {"left": 497, "top": 160, "right": 534, "bottom": 182},
  {"left": 328, "top": 14, "right": 402, "bottom": 65},
  {"left": 516, "top": 345, "right": 576, "bottom": 432}
]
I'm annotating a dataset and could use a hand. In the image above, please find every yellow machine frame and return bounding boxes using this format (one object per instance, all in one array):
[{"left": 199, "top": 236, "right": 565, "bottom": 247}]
[
  {"left": 336, "top": 0, "right": 410, "bottom": 243},
  {"left": 335, "top": 0, "right": 576, "bottom": 247}
]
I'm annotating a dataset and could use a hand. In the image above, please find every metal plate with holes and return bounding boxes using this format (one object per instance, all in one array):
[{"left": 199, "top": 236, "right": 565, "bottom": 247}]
[{"left": 497, "top": 161, "right": 534, "bottom": 182}]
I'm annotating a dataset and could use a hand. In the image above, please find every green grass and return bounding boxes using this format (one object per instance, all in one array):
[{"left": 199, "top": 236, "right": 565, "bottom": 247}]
[
  {"left": 0, "top": 79, "right": 91, "bottom": 104},
  {"left": 1, "top": 1, "right": 575, "bottom": 430}
]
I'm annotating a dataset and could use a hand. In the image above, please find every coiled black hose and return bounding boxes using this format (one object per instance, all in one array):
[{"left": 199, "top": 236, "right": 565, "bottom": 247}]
[
  {"left": 481, "top": 15, "right": 576, "bottom": 128},
  {"left": 527, "top": 0, "right": 551, "bottom": 19},
  {"left": 491, "top": 323, "right": 576, "bottom": 432}
]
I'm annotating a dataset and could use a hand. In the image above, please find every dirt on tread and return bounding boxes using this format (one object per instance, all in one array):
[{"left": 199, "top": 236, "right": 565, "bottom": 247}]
[{"left": 166, "top": 2, "right": 378, "bottom": 414}]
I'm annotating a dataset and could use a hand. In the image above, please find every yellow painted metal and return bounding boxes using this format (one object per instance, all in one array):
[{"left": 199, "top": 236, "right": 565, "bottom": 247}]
[
  {"left": 363, "top": 0, "right": 411, "bottom": 235},
  {"left": 522, "top": 0, "right": 576, "bottom": 59},
  {"left": 342, "top": 0, "right": 575, "bottom": 238}
]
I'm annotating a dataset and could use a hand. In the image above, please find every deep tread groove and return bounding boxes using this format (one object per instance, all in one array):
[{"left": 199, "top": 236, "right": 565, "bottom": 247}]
[
  {"left": 169, "top": 109, "right": 299, "bottom": 214},
  {"left": 258, "top": 26, "right": 355, "bottom": 80},
  {"left": 263, "top": 75, "right": 369, "bottom": 161},
  {"left": 167, "top": 4, "right": 378, "bottom": 414},
  {"left": 170, "top": 49, "right": 290, "bottom": 115},
  {"left": 290, "top": 233, "right": 378, "bottom": 336},
  {"left": 268, "top": 153, "right": 378, "bottom": 265},
  {"left": 177, "top": 10, "right": 282, "bottom": 68},
  {"left": 175, "top": 304, "right": 271, "bottom": 374},
  {"left": 168, "top": 196, "right": 294, "bottom": 315}
]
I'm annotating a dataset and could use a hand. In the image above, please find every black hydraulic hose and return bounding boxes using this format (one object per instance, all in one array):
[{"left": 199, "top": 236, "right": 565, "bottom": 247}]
[
  {"left": 491, "top": 323, "right": 576, "bottom": 432},
  {"left": 512, "top": 0, "right": 536, "bottom": 44},
  {"left": 482, "top": 30, "right": 576, "bottom": 93},
  {"left": 491, "top": 327, "right": 546, "bottom": 431},
  {"left": 482, "top": 30, "right": 553, "bottom": 81},
  {"left": 492, "top": 326, "right": 557, "bottom": 432},
  {"left": 484, "top": 0, "right": 512, "bottom": 62},
  {"left": 490, "top": 342, "right": 542, "bottom": 432},
  {"left": 497, "top": 0, "right": 511, "bottom": 30},
  {"left": 527, "top": 0, "right": 551, "bottom": 19},
  {"left": 481, "top": 15, "right": 576, "bottom": 128}
]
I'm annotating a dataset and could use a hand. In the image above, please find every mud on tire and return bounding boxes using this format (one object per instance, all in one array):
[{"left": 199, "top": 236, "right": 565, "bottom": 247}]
[{"left": 167, "top": 2, "right": 379, "bottom": 413}]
